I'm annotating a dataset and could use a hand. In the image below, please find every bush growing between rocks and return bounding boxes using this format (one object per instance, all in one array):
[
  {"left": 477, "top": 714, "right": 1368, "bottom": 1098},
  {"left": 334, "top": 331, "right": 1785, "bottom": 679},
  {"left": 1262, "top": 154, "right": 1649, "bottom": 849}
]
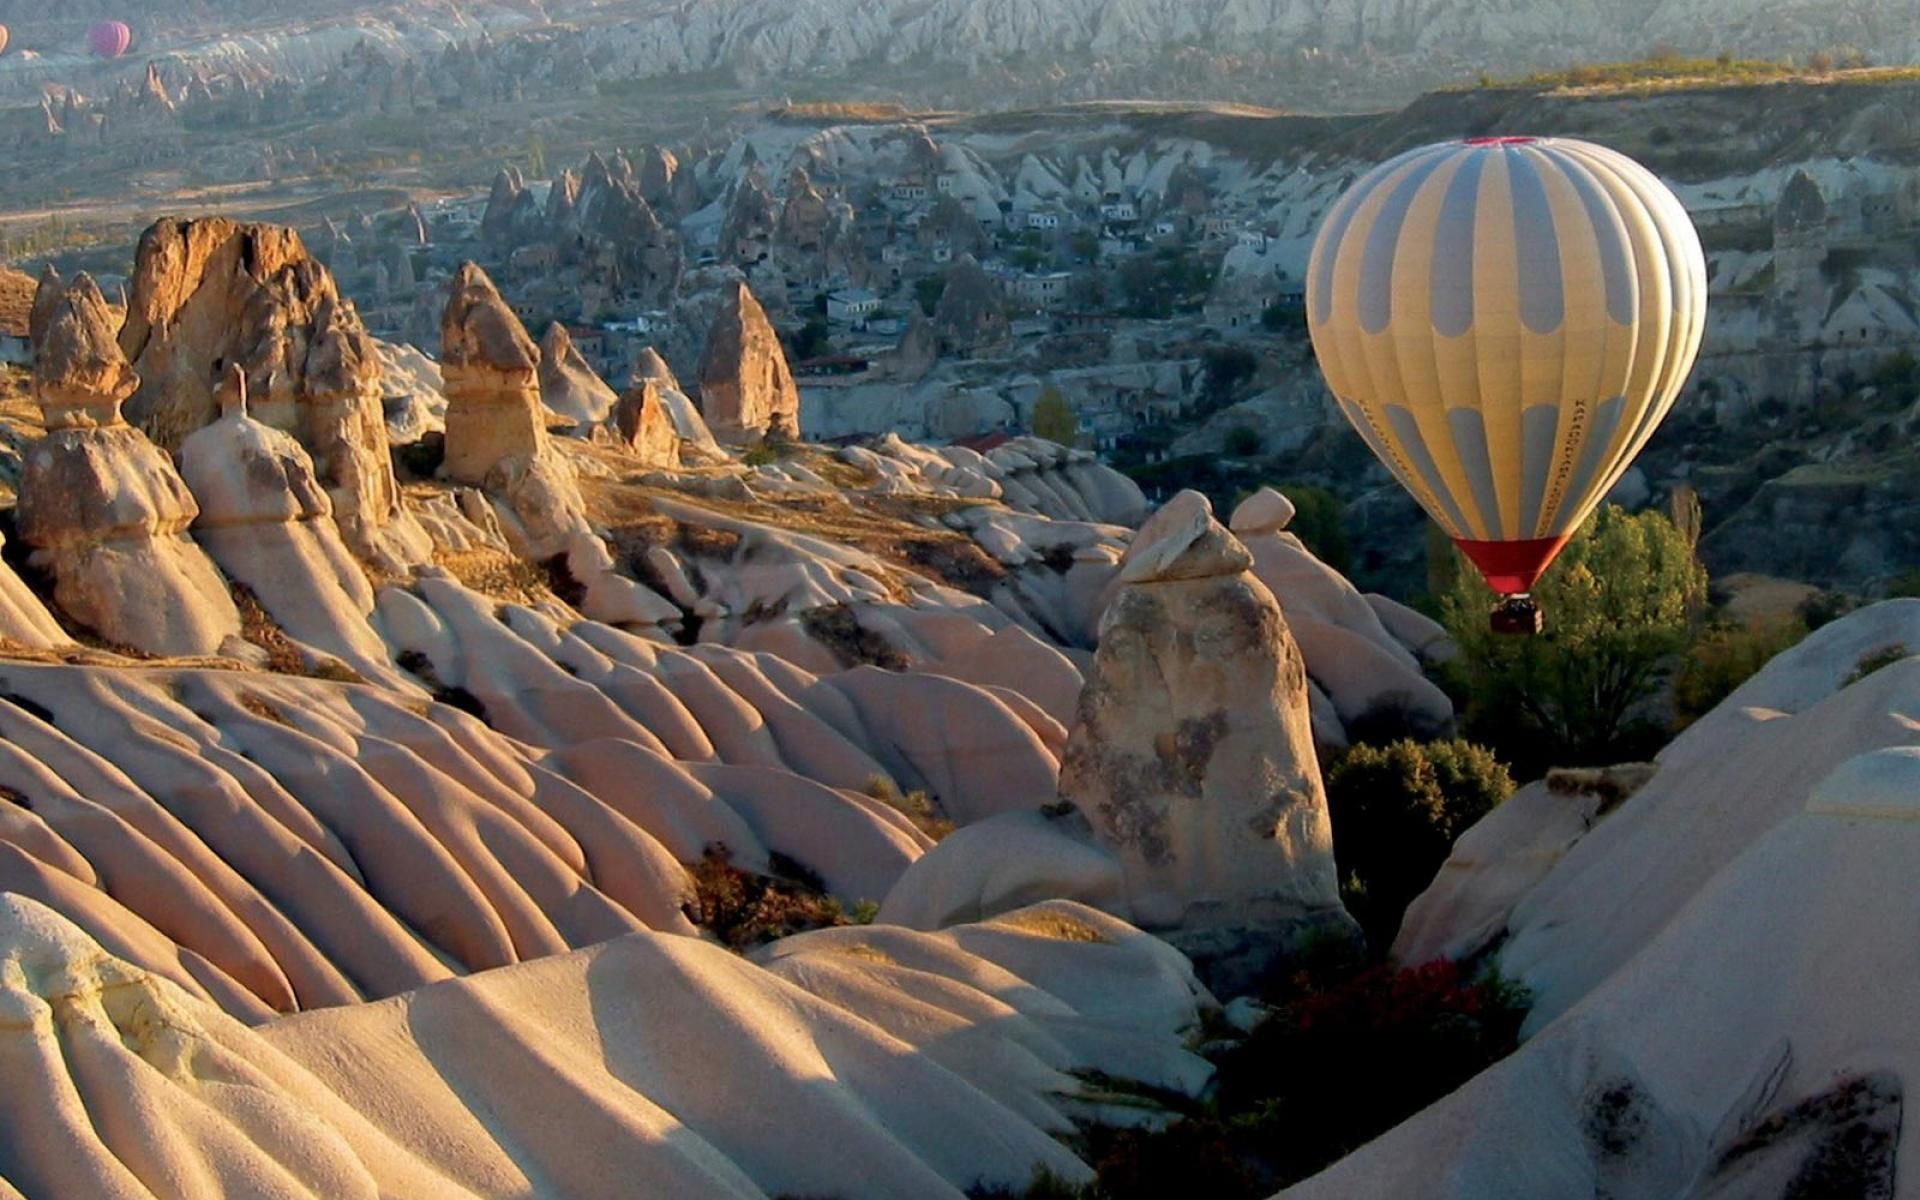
[
  {"left": 1672, "top": 615, "right": 1810, "bottom": 728},
  {"left": 974, "top": 955, "right": 1530, "bottom": 1199},
  {"left": 1324, "top": 738, "right": 1513, "bottom": 945},
  {"left": 689, "top": 844, "right": 859, "bottom": 950}
]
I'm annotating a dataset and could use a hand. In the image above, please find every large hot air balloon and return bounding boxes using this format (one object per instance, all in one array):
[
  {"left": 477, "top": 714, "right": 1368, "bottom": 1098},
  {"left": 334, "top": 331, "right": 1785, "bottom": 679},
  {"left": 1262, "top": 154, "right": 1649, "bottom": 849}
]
[
  {"left": 88, "top": 20, "right": 132, "bottom": 59},
  {"left": 1306, "top": 136, "right": 1706, "bottom": 634},
  {"left": 0, "top": 25, "right": 11, "bottom": 57}
]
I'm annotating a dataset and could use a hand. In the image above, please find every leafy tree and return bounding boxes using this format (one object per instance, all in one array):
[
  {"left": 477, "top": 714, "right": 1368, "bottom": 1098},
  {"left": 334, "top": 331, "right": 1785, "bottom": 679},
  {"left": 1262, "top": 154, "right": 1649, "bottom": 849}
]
[
  {"left": 791, "top": 317, "right": 832, "bottom": 360},
  {"left": 914, "top": 276, "right": 946, "bottom": 315},
  {"left": 1224, "top": 425, "right": 1263, "bottom": 457},
  {"left": 1672, "top": 615, "right": 1808, "bottom": 728},
  {"left": 1031, "top": 386, "right": 1079, "bottom": 446},
  {"left": 1274, "top": 483, "right": 1351, "bottom": 575},
  {"left": 1201, "top": 345, "right": 1259, "bottom": 408},
  {"left": 1441, "top": 505, "right": 1708, "bottom": 776},
  {"left": 1324, "top": 739, "right": 1513, "bottom": 944},
  {"left": 1260, "top": 300, "right": 1307, "bottom": 334},
  {"left": 1069, "top": 229, "right": 1101, "bottom": 262}
]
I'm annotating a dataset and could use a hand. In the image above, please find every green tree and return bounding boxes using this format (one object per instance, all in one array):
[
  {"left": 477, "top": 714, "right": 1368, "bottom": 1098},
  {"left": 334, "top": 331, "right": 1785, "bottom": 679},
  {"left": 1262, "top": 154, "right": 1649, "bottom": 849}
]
[
  {"left": 1261, "top": 299, "right": 1307, "bottom": 334},
  {"left": 914, "top": 276, "right": 946, "bottom": 315},
  {"left": 1441, "top": 505, "right": 1708, "bottom": 776},
  {"left": 1224, "top": 425, "right": 1263, "bottom": 457},
  {"left": 1325, "top": 739, "right": 1513, "bottom": 944},
  {"left": 1276, "top": 483, "right": 1352, "bottom": 575},
  {"left": 1031, "top": 386, "right": 1079, "bottom": 446},
  {"left": 791, "top": 317, "right": 832, "bottom": 360}
]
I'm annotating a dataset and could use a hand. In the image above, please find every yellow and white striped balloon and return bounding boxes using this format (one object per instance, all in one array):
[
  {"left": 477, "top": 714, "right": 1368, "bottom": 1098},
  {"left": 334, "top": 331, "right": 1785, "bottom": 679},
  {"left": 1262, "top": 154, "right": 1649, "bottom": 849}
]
[{"left": 1305, "top": 136, "right": 1707, "bottom": 595}]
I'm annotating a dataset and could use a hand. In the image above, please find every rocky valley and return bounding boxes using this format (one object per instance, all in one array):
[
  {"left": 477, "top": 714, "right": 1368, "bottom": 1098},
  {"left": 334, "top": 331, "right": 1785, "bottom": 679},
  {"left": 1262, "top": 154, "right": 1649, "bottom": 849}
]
[{"left": 0, "top": 4, "right": 1916, "bottom": 1199}]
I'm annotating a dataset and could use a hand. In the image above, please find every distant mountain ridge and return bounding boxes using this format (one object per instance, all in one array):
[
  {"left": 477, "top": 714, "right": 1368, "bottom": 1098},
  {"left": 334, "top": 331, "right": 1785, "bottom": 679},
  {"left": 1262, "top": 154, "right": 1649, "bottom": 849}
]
[{"left": 2, "top": 0, "right": 1914, "bottom": 111}]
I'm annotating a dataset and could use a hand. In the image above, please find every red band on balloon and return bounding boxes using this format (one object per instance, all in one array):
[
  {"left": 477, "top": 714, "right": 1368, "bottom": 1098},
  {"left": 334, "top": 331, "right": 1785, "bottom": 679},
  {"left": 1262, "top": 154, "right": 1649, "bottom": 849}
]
[{"left": 1454, "top": 535, "right": 1572, "bottom": 597}]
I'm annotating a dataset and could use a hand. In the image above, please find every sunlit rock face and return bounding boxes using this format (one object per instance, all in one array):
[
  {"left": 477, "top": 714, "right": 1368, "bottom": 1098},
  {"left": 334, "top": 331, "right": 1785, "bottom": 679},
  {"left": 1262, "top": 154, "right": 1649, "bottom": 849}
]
[{"left": 1060, "top": 489, "right": 1351, "bottom": 989}]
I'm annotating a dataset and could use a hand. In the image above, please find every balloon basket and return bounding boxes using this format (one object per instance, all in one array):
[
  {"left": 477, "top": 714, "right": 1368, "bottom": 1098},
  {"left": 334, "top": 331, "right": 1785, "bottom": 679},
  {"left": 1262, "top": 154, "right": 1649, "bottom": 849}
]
[{"left": 1490, "top": 596, "right": 1543, "bottom": 637}]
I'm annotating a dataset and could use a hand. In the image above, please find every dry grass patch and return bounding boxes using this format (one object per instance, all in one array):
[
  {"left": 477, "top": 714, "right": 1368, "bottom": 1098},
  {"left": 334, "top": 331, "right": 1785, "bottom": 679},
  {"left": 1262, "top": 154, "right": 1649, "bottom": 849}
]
[
  {"left": 434, "top": 547, "right": 553, "bottom": 607},
  {"left": 994, "top": 910, "right": 1111, "bottom": 944},
  {"left": 237, "top": 691, "right": 293, "bottom": 726}
]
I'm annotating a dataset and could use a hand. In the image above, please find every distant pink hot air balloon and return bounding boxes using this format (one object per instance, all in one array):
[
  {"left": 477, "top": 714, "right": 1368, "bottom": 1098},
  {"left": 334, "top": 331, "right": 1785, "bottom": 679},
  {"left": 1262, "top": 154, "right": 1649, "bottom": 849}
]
[{"left": 88, "top": 20, "right": 132, "bottom": 59}]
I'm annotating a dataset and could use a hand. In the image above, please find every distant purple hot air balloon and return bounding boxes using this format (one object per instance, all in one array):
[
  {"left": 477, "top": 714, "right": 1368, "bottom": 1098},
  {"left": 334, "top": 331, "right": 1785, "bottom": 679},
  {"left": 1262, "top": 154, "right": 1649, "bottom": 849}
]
[{"left": 88, "top": 20, "right": 132, "bottom": 59}]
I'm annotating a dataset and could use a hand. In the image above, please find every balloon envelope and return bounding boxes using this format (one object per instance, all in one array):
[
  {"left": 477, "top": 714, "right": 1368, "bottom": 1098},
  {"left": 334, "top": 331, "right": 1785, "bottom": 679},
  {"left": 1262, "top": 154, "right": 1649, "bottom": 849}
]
[
  {"left": 88, "top": 20, "right": 132, "bottom": 59},
  {"left": 0, "top": 25, "right": 10, "bottom": 57},
  {"left": 1305, "top": 136, "right": 1706, "bottom": 595}
]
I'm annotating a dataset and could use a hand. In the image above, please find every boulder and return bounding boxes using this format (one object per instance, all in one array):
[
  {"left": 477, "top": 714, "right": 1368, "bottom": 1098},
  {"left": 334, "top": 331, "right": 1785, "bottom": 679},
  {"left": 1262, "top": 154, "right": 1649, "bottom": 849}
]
[
  {"left": 696, "top": 280, "right": 799, "bottom": 444},
  {"left": 1060, "top": 490, "right": 1350, "bottom": 990},
  {"left": 1228, "top": 486, "right": 1294, "bottom": 534},
  {"left": 17, "top": 273, "right": 241, "bottom": 657}
]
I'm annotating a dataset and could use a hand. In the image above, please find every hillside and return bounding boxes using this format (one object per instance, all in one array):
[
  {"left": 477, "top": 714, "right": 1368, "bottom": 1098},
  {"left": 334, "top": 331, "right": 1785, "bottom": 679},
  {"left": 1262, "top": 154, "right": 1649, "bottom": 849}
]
[{"left": 1, "top": 0, "right": 1916, "bottom": 113}]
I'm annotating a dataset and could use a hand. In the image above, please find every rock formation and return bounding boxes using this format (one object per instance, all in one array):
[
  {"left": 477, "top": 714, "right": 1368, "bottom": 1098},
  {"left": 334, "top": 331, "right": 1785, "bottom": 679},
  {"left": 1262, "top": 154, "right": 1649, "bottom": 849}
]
[
  {"left": 179, "top": 366, "right": 404, "bottom": 687},
  {"left": 537, "top": 322, "right": 618, "bottom": 426},
  {"left": 17, "top": 272, "right": 243, "bottom": 657},
  {"left": 0, "top": 891, "right": 1208, "bottom": 1199},
  {"left": 696, "top": 280, "right": 800, "bottom": 444},
  {"left": 440, "top": 262, "right": 549, "bottom": 485},
  {"left": 608, "top": 379, "right": 679, "bottom": 467},
  {"left": 933, "top": 256, "right": 1010, "bottom": 356},
  {"left": 634, "top": 346, "right": 724, "bottom": 460},
  {"left": 718, "top": 168, "right": 777, "bottom": 266},
  {"left": 1059, "top": 490, "right": 1350, "bottom": 988},
  {"left": 115, "top": 217, "right": 427, "bottom": 571}
]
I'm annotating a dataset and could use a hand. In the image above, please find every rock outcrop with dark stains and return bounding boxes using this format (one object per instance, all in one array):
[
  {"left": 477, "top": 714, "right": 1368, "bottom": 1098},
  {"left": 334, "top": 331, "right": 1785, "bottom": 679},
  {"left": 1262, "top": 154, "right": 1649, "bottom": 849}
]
[{"left": 1059, "top": 489, "right": 1348, "bottom": 987}]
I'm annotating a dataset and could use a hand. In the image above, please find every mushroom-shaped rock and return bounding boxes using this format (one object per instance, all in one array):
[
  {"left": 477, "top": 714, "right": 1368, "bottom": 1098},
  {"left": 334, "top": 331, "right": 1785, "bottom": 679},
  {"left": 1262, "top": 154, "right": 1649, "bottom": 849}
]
[
  {"left": 1118, "top": 488, "right": 1254, "bottom": 584},
  {"left": 18, "top": 273, "right": 241, "bottom": 657},
  {"left": 180, "top": 367, "right": 400, "bottom": 684},
  {"left": 31, "top": 270, "right": 136, "bottom": 429},
  {"left": 537, "top": 322, "right": 618, "bottom": 426},
  {"left": 1060, "top": 490, "right": 1350, "bottom": 991},
  {"left": 696, "top": 280, "right": 799, "bottom": 444},
  {"left": 440, "top": 263, "right": 547, "bottom": 485}
]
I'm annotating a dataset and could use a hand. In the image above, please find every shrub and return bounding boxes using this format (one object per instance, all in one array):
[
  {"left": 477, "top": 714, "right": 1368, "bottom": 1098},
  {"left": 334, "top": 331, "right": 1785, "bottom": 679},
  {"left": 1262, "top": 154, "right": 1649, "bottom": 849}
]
[
  {"left": 1324, "top": 739, "right": 1513, "bottom": 945},
  {"left": 689, "top": 844, "right": 854, "bottom": 950},
  {"left": 976, "top": 954, "right": 1531, "bottom": 1199},
  {"left": 1846, "top": 643, "right": 1911, "bottom": 687},
  {"left": 1213, "top": 958, "right": 1530, "bottom": 1187},
  {"left": 1223, "top": 425, "right": 1263, "bottom": 457},
  {"left": 1672, "top": 615, "right": 1809, "bottom": 727},
  {"left": 1797, "top": 589, "right": 1858, "bottom": 630},
  {"left": 1032, "top": 386, "right": 1079, "bottom": 446},
  {"left": 1273, "top": 483, "right": 1351, "bottom": 574},
  {"left": 1441, "top": 505, "right": 1707, "bottom": 776},
  {"left": 862, "top": 775, "right": 955, "bottom": 841}
]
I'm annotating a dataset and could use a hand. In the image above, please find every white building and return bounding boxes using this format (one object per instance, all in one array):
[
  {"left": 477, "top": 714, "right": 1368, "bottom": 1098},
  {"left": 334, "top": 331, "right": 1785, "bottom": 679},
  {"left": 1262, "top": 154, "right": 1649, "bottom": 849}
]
[{"left": 827, "top": 288, "right": 882, "bottom": 324}]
